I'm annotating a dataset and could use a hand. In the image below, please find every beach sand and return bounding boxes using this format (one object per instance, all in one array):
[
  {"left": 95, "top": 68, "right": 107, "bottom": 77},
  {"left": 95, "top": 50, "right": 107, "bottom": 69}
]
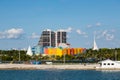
[{"left": 0, "top": 64, "right": 99, "bottom": 70}]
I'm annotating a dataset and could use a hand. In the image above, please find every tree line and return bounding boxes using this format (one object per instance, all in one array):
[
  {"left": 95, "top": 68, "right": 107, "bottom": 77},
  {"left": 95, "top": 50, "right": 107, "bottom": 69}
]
[{"left": 0, "top": 48, "right": 120, "bottom": 63}]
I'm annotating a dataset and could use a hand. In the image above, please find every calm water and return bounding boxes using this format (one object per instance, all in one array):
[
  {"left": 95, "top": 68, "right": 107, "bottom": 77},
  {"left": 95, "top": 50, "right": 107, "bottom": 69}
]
[{"left": 0, "top": 70, "right": 120, "bottom": 80}]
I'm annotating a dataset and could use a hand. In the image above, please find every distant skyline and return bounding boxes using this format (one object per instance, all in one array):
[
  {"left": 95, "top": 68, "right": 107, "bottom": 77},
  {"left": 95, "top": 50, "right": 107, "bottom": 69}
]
[{"left": 0, "top": 0, "right": 120, "bottom": 49}]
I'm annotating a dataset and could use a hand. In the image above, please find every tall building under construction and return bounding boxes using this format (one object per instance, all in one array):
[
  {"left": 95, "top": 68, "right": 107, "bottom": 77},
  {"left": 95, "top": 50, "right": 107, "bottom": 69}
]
[
  {"left": 56, "top": 30, "right": 67, "bottom": 47},
  {"left": 38, "top": 29, "right": 67, "bottom": 47}
]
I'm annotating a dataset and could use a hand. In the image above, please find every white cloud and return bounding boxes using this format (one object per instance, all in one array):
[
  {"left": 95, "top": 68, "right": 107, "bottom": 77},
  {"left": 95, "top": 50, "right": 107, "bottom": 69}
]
[
  {"left": 76, "top": 29, "right": 86, "bottom": 35},
  {"left": 96, "top": 30, "right": 114, "bottom": 41},
  {"left": 87, "top": 22, "right": 101, "bottom": 28},
  {"left": 110, "top": 29, "right": 116, "bottom": 32},
  {"left": 96, "top": 22, "right": 101, "bottom": 26},
  {"left": 65, "top": 27, "right": 72, "bottom": 32},
  {"left": 76, "top": 29, "right": 87, "bottom": 37},
  {"left": 66, "top": 35, "right": 70, "bottom": 39},
  {"left": 30, "top": 33, "right": 40, "bottom": 39},
  {"left": 87, "top": 24, "right": 92, "bottom": 28},
  {"left": 102, "top": 30, "right": 114, "bottom": 41},
  {"left": 102, "top": 30, "right": 108, "bottom": 36},
  {"left": 0, "top": 28, "right": 24, "bottom": 39},
  {"left": 106, "top": 34, "right": 114, "bottom": 41}
]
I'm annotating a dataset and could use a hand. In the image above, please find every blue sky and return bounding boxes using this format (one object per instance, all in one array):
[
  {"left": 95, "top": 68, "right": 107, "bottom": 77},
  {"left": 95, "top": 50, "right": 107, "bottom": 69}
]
[{"left": 0, "top": 0, "right": 120, "bottom": 50}]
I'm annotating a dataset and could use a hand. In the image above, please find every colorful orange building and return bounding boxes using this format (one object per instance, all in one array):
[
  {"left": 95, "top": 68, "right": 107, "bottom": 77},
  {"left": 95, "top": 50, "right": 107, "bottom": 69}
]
[
  {"left": 62, "top": 48, "right": 86, "bottom": 55},
  {"left": 44, "top": 47, "right": 63, "bottom": 56},
  {"left": 44, "top": 47, "right": 86, "bottom": 56}
]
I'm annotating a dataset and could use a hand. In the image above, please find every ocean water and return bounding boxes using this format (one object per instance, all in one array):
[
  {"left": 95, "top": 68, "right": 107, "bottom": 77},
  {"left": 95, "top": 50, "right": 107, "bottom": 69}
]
[{"left": 0, "top": 70, "right": 120, "bottom": 80}]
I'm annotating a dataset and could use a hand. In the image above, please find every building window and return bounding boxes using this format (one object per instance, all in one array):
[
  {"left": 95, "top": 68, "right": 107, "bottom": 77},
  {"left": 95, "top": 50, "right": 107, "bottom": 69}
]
[
  {"left": 104, "top": 63, "right": 106, "bottom": 65},
  {"left": 108, "top": 63, "right": 110, "bottom": 65},
  {"left": 111, "top": 63, "right": 114, "bottom": 65}
]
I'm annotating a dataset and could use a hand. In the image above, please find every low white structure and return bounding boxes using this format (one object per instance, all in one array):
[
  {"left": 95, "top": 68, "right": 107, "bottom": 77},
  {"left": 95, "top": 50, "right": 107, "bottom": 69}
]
[
  {"left": 96, "top": 59, "right": 120, "bottom": 69},
  {"left": 58, "top": 43, "right": 69, "bottom": 48},
  {"left": 46, "top": 62, "right": 53, "bottom": 65}
]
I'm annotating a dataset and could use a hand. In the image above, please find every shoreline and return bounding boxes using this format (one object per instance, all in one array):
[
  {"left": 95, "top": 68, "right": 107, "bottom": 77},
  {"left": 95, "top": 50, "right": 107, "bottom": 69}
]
[
  {"left": 0, "top": 64, "right": 98, "bottom": 70},
  {"left": 1, "top": 64, "right": 120, "bottom": 70}
]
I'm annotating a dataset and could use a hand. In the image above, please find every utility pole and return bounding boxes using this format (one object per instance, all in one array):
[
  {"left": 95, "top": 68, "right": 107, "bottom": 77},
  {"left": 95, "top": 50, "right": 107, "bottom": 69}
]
[
  {"left": 64, "top": 52, "right": 65, "bottom": 64},
  {"left": 63, "top": 45, "right": 69, "bottom": 64},
  {"left": 19, "top": 50, "right": 21, "bottom": 62},
  {"left": 115, "top": 50, "right": 117, "bottom": 61}
]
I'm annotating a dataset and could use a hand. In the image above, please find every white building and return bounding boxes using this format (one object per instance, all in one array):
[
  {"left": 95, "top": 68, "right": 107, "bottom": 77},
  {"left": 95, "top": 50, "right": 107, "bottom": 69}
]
[
  {"left": 93, "top": 36, "right": 99, "bottom": 50},
  {"left": 97, "top": 59, "right": 120, "bottom": 69},
  {"left": 26, "top": 46, "right": 33, "bottom": 56},
  {"left": 58, "top": 43, "right": 70, "bottom": 48}
]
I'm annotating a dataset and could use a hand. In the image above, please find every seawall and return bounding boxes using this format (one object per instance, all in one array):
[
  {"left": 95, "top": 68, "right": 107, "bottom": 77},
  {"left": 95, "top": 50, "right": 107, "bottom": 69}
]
[{"left": 0, "top": 64, "right": 99, "bottom": 70}]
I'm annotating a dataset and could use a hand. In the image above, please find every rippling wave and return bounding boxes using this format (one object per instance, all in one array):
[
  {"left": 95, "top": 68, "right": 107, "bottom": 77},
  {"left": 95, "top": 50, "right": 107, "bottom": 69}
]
[{"left": 0, "top": 70, "right": 120, "bottom": 80}]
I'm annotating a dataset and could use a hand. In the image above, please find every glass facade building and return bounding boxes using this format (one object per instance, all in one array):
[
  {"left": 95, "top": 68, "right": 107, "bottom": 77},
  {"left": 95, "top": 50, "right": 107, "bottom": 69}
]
[
  {"left": 38, "top": 29, "right": 67, "bottom": 47},
  {"left": 57, "top": 30, "right": 67, "bottom": 43},
  {"left": 38, "top": 29, "right": 56, "bottom": 47}
]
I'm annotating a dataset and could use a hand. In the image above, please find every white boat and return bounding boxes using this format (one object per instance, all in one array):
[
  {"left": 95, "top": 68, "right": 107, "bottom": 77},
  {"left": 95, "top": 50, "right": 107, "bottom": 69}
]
[{"left": 96, "top": 59, "right": 120, "bottom": 69}]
